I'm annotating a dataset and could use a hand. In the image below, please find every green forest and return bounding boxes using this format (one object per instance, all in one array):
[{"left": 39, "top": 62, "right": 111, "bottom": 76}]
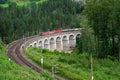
[
  {"left": 0, "top": 0, "right": 83, "bottom": 43},
  {"left": 0, "top": 0, "right": 120, "bottom": 79},
  {"left": 84, "top": 0, "right": 120, "bottom": 59},
  {"left": 74, "top": 0, "right": 120, "bottom": 60},
  {"left": 0, "top": 0, "right": 120, "bottom": 59}
]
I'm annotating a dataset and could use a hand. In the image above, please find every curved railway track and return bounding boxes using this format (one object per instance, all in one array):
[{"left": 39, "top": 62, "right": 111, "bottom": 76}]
[{"left": 7, "top": 38, "right": 65, "bottom": 80}]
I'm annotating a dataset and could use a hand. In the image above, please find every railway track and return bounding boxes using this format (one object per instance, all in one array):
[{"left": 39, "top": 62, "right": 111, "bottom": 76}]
[{"left": 7, "top": 38, "right": 65, "bottom": 80}]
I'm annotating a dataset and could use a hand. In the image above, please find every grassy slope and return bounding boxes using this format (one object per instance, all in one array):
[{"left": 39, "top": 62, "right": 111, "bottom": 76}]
[
  {"left": 0, "top": 0, "right": 47, "bottom": 7},
  {"left": 0, "top": 38, "right": 54, "bottom": 80},
  {"left": 25, "top": 47, "right": 120, "bottom": 80}
]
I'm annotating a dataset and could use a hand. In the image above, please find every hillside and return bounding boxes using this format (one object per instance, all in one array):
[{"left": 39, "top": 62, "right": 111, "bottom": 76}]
[
  {"left": 9, "top": 0, "right": 47, "bottom": 4},
  {"left": 25, "top": 47, "right": 120, "bottom": 80},
  {"left": 0, "top": 0, "right": 83, "bottom": 43},
  {"left": 0, "top": 0, "right": 47, "bottom": 7},
  {"left": 0, "top": 38, "right": 54, "bottom": 80},
  {"left": 0, "top": 0, "right": 120, "bottom": 79}
]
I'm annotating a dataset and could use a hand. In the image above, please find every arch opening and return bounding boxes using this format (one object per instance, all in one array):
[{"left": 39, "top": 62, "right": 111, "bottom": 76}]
[
  {"left": 56, "top": 37, "right": 61, "bottom": 42},
  {"left": 62, "top": 36, "right": 67, "bottom": 41},
  {"left": 50, "top": 38, "right": 55, "bottom": 50},
  {"left": 50, "top": 38, "right": 54, "bottom": 43},
  {"left": 34, "top": 43, "right": 37, "bottom": 47},
  {"left": 62, "top": 35, "right": 69, "bottom": 51},
  {"left": 69, "top": 35, "right": 75, "bottom": 49},
  {"left": 76, "top": 34, "right": 80, "bottom": 38},
  {"left": 69, "top": 35, "right": 74, "bottom": 40},
  {"left": 44, "top": 39, "right": 49, "bottom": 49},
  {"left": 56, "top": 37, "right": 62, "bottom": 51},
  {"left": 38, "top": 41, "right": 42, "bottom": 48},
  {"left": 30, "top": 45, "right": 32, "bottom": 47}
]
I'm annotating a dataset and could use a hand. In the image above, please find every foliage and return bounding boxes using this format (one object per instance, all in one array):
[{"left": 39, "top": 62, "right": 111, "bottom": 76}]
[
  {"left": 25, "top": 47, "right": 120, "bottom": 80},
  {"left": 0, "top": 0, "right": 83, "bottom": 43},
  {"left": 84, "top": 0, "right": 120, "bottom": 58},
  {"left": 74, "top": 17, "right": 95, "bottom": 54}
]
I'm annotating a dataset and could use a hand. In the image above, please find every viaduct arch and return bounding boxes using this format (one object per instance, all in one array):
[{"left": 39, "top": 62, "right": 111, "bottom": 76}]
[{"left": 24, "top": 30, "right": 81, "bottom": 52}]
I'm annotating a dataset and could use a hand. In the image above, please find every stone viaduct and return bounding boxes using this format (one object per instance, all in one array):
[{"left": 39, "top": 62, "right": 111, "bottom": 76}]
[{"left": 23, "top": 30, "right": 81, "bottom": 52}]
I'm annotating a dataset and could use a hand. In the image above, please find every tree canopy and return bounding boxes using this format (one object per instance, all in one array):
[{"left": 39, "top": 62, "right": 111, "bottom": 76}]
[
  {"left": 0, "top": 0, "right": 83, "bottom": 43},
  {"left": 84, "top": 0, "right": 120, "bottom": 60}
]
